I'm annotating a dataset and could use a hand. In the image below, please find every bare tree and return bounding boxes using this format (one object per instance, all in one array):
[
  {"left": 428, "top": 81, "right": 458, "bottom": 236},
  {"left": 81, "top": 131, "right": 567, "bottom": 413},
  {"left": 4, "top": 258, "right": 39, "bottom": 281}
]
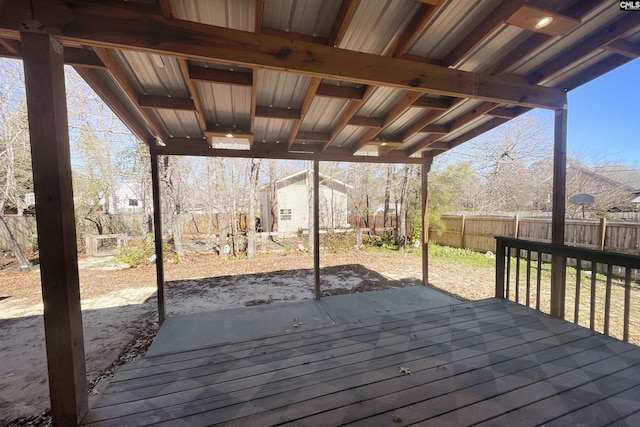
[
  {"left": 395, "top": 165, "right": 412, "bottom": 248},
  {"left": 383, "top": 163, "right": 393, "bottom": 228},
  {"left": 268, "top": 160, "right": 278, "bottom": 235},
  {"left": 247, "top": 158, "right": 261, "bottom": 258}
]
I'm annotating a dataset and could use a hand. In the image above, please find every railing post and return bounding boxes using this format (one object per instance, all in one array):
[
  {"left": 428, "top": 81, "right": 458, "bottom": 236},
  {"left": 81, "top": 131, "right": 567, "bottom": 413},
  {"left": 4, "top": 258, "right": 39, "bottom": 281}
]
[
  {"left": 495, "top": 237, "right": 506, "bottom": 298},
  {"left": 599, "top": 217, "right": 607, "bottom": 250}
]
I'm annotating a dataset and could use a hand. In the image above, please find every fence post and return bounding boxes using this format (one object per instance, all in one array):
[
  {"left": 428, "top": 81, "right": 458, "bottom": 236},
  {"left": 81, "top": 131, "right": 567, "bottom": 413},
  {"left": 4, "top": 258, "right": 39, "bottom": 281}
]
[
  {"left": 495, "top": 237, "right": 506, "bottom": 298},
  {"left": 513, "top": 215, "right": 520, "bottom": 239},
  {"left": 460, "top": 214, "right": 466, "bottom": 249},
  {"left": 599, "top": 217, "right": 607, "bottom": 250}
]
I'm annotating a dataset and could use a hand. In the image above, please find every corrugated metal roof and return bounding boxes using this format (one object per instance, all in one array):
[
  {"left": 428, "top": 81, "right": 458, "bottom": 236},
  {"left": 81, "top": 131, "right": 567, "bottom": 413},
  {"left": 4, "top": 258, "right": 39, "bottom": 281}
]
[
  {"left": 156, "top": 110, "right": 202, "bottom": 138},
  {"left": 332, "top": 125, "right": 370, "bottom": 148},
  {"left": 172, "top": 0, "right": 255, "bottom": 31},
  {"left": 262, "top": 0, "right": 341, "bottom": 38},
  {"left": 544, "top": 50, "right": 615, "bottom": 88},
  {"left": 300, "top": 98, "right": 348, "bottom": 132},
  {"left": 408, "top": 0, "right": 502, "bottom": 59},
  {"left": 441, "top": 115, "right": 494, "bottom": 142},
  {"left": 254, "top": 118, "right": 294, "bottom": 143},
  {"left": 433, "top": 99, "right": 485, "bottom": 125},
  {"left": 357, "top": 87, "right": 407, "bottom": 118},
  {"left": 196, "top": 82, "right": 251, "bottom": 128},
  {"left": 257, "top": 70, "right": 311, "bottom": 109},
  {"left": 379, "top": 107, "right": 428, "bottom": 138},
  {"left": 456, "top": 24, "right": 531, "bottom": 73},
  {"left": 339, "top": 0, "right": 420, "bottom": 54},
  {"left": 118, "top": 51, "right": 189, "bottom": 97}
]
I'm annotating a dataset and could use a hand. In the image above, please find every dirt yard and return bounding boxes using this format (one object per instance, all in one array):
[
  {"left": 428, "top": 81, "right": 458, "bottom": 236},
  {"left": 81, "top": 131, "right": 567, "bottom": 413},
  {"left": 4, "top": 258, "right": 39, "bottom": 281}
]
[{"left": 0, "top": 249, "right": 496, "bottom": 425}]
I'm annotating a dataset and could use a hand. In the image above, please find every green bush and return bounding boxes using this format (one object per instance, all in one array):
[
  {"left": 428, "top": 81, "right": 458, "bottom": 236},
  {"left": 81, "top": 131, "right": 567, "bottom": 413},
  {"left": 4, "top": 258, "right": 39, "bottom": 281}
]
[
  {"left": 365, "top": 232, "right": 397, "bottom": 249},
  {"left": 116, "top": 234, "right": 178, "bottom": 267}
]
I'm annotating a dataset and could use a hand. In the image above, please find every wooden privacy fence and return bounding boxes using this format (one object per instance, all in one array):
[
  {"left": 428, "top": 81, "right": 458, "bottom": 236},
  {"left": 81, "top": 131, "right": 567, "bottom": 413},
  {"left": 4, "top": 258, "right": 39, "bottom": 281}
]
[{"left": 430, "top": 215, "right": 640, "bottom": 255}]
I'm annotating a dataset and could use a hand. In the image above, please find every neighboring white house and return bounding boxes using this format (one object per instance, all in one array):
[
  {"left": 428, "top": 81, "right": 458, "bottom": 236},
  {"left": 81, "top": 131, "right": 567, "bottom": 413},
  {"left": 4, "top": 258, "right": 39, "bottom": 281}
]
[
  {"left": 260, "top": 170, "right": 351, "bottom": 234},
  {"left": 107, "top": 183, "right": 145, "bottom": 214}
]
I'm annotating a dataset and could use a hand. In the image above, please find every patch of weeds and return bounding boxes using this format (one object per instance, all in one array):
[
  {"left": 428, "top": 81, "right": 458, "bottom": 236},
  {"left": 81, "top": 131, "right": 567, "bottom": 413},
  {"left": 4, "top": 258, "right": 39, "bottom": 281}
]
[
  {"left": 365, "top": 232, "right": 398, "bottom": 250},
  {"left": 324, "top": 231, "right": 356, "bottom": 252},
  {"left": 116, "top": 234, "right": 178, "bottom": 267},
  {"left": 427, "top": 242, "right": 495, "bottom": 268}
]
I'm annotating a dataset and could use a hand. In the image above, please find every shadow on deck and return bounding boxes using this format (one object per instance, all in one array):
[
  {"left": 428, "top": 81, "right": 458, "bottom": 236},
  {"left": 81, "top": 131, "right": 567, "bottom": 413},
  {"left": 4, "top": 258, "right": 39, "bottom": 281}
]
[{"left": 82, "top": 287, "right": 640, "bottom": 426}]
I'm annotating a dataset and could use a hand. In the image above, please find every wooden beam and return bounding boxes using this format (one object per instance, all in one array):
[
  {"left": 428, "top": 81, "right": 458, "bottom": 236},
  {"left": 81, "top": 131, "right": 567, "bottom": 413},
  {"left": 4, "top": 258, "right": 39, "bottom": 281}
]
[
  {"left": 255, "top": 0, "right": 264, "bottom": 34},
  {"left": 178, "top": 59, "right": 207, "bottom": 132},
  {"left": 149, "top": 144, "right": 166, "bottom": 324},
  {"left": 92, "top": 47, "right": 169, "bottom": 141},
  {"left": 488, "top": 0, "right": 606, "bottom": 75},
  {"left": 604, "top": 39, "right": 640, "bottom": 58},
  {"left": 255, "top": 106, "right": 301, "bottom": 120},
  {"left": 188, "top": 65, "right": 253, "bottom": 86},
  {"left": 352, "top": 91, "right": 423, "bottom": 153},
  {"left": 158, "top": 139, "right": 423, "bottom": 164},
  {"left": 313, "top": 158, "right": 321, "bottom": 299},
  {"left": 488, "top": 106, "right": 530, "bottom": 118},
  {"left": 261, "top": 27, "right": 329, "bottom": 45},
  {"left": 421, "top": 124, "right": 449, "bottom": 134},
  {"left": 287, "top": 77, "right": 321, "bottom": 148},
  {"left": 329, "top": 0, "right": 360, "bottom": 47},
  {"left": 138, "top": 94, "right": 196, "bottom": 111},
  {"left": 561, "top": 53, "right": 632, "bottom": 92},
  {"left": 387, "top": 1, "right": 443, "bottom": 57},
  {"left": 205, "top": 127, "right": 253, "bottom": 139},
  {"left": 443, "top": 0, "right": 527, "bottom": 67},
  {"left": 296, "top": 131, "right": 331, "bottom": 142},
  {"left": 412, "top": 96, "right": 456, "bottom": 110},
  {"left": 550, "top": 94, "right": 568, "bottom": 319},
  {"left": 446, "top": 117, "right": 510, "bottom": 150},
  {"left": 21, "top": 29, "right": 88, "bottom": 426},
  {"left": 348, "top": 115, "right": 384, "bottom": 128},
  {"left": 324, "top": 85, "right": 376, "bottom": 150},
  {"left": 421, "top": 153, "right": 433, "bottom": 286},
  {"left": 0, "top": 0, "right": 565, "bottom": 109},
  {"left": 506, "top": 5, "right": 581, "bottom": 37},
  {"left": 0, "top": 39, "right": 105, "bottom": 68},
  {"left": 527, "top": 14, "right": 640, "bottom": 84},
  {"left": 74, "top": 67, "right": 153, "bottom": 142},
  {"left": 401, "top": 109, "right": 445, "bottom": 142},
  {"left": 158, "top": 1, "right": 207, "bottom": 134},
  {"left": 250, "top": 69, "right": 257, "bottom": 144},
  {"left": 316, "top": 83, "right": 365, "bottom": 100}
]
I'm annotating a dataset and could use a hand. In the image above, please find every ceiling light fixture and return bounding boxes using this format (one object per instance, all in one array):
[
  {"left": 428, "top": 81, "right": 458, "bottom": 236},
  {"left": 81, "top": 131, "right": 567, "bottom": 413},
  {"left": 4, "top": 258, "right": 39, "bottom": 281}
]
[
  {"left": 535, "top": 16, "right": 553, "bottom": 30},
  {"left": 225, "top": 132, "right": 234, "bottom": 138}
]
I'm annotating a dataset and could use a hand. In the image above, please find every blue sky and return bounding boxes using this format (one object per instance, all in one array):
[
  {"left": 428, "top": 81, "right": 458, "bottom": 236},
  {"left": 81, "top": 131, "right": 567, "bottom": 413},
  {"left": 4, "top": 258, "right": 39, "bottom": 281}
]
[{"left": 565, "top": 58, "right": 640, "bottom": 166}]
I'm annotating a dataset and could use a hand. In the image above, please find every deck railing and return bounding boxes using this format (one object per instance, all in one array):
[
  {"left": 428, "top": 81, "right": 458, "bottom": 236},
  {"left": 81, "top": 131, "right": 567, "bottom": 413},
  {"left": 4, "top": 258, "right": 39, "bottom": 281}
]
[{"left": 495, "top": 236, "right": 640, "bottom": 343}]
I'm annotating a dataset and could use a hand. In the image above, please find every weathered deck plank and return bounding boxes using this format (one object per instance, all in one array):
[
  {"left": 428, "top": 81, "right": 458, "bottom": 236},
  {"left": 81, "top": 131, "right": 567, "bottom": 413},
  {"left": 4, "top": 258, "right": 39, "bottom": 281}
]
[{"left": 82, "top": 298, "right": 640, "bottom": 427}]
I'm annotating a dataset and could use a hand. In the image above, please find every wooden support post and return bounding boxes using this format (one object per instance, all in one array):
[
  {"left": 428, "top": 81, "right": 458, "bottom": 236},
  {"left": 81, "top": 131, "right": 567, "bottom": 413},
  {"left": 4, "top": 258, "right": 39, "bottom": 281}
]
[
  {"left": 150, "top": 145, "right": 166, "bottom": 324},
  {"left": 459, "top": 214, "right": 466, "bottom": 249},
  {"left": 421, "top": 154, "right": 433, "bottom": 286},
  {"left": 313, "top": 158, "right": 321, "bottom": 299},
  {"left": 551, "top": 93, "right": 568, "bottom": 318},
  {"left": 599, "top": 217, "right": 607, "bottom": 251},
  {"left": 513, "top": 215, "right": 520, "bottom": 239},
  {"left": 495, "top": 238, "right": 506, "bottom": 298},
  {"left": 21, "top": 28, "right": 88, "bottom": 425}
]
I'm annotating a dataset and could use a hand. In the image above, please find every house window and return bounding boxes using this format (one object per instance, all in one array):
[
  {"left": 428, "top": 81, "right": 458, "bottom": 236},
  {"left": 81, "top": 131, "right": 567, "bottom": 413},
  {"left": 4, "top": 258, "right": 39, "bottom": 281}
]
[
  {"left": 280, "top": 208, "right": 292, "bottom": 221},
  {"left": 128, "top": 199, "right": 139, "bottom": 207}
]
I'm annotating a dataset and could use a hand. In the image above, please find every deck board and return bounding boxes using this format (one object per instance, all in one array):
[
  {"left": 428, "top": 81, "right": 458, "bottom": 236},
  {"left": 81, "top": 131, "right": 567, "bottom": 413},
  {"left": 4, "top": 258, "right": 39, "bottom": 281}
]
[{"left": 82, "top": 298, "right": 640, "bottom": 426}]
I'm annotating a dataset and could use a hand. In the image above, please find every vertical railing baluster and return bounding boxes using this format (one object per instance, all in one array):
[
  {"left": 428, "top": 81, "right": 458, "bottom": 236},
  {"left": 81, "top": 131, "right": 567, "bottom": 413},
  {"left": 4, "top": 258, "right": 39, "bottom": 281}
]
[
  {"left": 515, "top": 249, "right": 521, "bottom": 303},
  {"left": 604, "top": 263, "right": 613, "bottom": 336},
  {"left": 495, "top": 237, "right": 506, "bottom": 299},
  {"left": 506, "top": 245, "right": 511, "bottom": 301},
  {"left": 536, "top": 252, "right": 542, "bottom": 311},
  {"left": 574, "top": 258, "right": 582, "bottom": 324},
  {"left": 624, "top": 267, "right": 632, "bottom": 342},
  {"left": 526, "top": 250, "right": 531, "bottom": 307},
  {"left": 590, "top": 260, "right": 597, "bottom": 331}
]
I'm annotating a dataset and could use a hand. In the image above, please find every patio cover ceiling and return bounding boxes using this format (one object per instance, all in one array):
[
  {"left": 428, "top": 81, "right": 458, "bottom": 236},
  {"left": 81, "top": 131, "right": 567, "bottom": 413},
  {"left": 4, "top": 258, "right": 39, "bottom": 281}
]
[{"left": 1, "top": 0, "right": 639, "bottom": 165}]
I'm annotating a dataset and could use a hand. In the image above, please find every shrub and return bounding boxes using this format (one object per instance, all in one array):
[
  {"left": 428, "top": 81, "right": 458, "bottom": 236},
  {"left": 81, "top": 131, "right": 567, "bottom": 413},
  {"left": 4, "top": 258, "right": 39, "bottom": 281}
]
[
  {"left": 116, "top": 234, "right": 178, "bottom": 267},
  {"left": 323, "top": 230, "right": 356, "bottom": 252}
]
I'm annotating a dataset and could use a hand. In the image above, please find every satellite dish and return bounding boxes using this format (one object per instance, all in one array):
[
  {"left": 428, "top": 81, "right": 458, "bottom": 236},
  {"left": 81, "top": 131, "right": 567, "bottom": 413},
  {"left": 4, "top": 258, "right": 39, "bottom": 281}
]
[{"left": 569, "top": 193, "right": 595, "bottom": 205}]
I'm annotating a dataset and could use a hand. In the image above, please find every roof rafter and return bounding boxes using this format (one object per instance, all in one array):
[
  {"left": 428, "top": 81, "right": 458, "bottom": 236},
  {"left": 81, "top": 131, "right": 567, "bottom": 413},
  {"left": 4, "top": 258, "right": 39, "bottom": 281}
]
[
  {"left": 0, "top": 0, "right": 565, "bottom": 109},
  {"left": 387, "top": 1, "right": 444, "bottom": 57},
  {"left": 443, "top": 0, "right": 528, "bottom": 68}
]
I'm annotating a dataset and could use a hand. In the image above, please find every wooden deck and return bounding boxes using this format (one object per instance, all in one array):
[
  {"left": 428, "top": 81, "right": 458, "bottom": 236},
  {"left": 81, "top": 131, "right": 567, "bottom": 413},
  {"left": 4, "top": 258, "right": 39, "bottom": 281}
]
[{"left": 82, "top": 298, "right": 640, "bottom": 426}]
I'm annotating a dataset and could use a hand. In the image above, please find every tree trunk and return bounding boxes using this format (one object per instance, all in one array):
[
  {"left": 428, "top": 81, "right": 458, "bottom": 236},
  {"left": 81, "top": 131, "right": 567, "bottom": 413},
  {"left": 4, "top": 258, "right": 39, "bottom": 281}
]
[
  {"left": 247, "top": 158, "right": 261, "bottom": 258},
  {"left": 269, "top": 160, "right": 278, "bottom": 238},
  {"left": 383, "top": 163, "right": 393, "bottom": 228},
  {"left": 396, "top": 165, "right": 411, "bottom": 249},
  {"left": 215, "top": 157, "right": 229, "bottom": 259}
]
